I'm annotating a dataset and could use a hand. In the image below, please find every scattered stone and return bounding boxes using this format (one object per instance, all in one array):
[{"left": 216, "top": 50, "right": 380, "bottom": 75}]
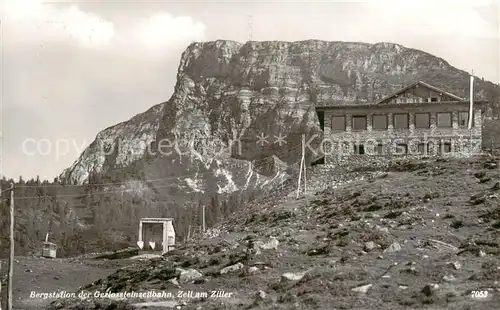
[
  {"left": 375, "top": 225, "right": 389, "bottom": 233},
  {"left": 448, "top": 261, "right": 462, "bottom": 270},
  {"left": 470, "top": 194, "right": 486, "bottom": 205},
  {"left": 220, "top": 262, "right": 244, "bottom": 275},
  {"left": 442, "top": 274, "right": 456, "bottom": 282},
  {"left": 422, "top": 284, "right": 439, "bottom": 297},
  {"left": 399, "top": 285, "right": 408, "bottom": 290},
  {"left": 177, "top": 268, "right": 203, "bottom": 284},
  {"left": 254, "top": 237, "right": 279, "bottom": 251},
  {"left": 169, "top": 278, "right": 179, "bottom": 286},
  {"left": 383, "top": 241, "right": 402, "bottom": 253},
  {"left": 248, "top": 266, "right": 259, "bottom": 274},
  {"left": 378, "top": 173, "right": 389, "bottom": 179},
  {"left": 281, "top": 272, "right": 306, "bottom": 282},
  {"left": 402, "top": 266, "right": 417, "bottom": 274},
  {"left": 364, "top": 241, "right": 376, "bottom": 252},
  {"left": 427, "top": 239, "right": 459, "bottom": 252},
  {"left": 480, "top": 177, "right": 491, "bottom": 184},
  {"left": 351, "top": 284, "right": 373, "bottom": 293},
  {"left": 479, "top": 250, "right": 486, "bottom": 257},
  {"left": 381, "top": 274, "right": 391, "bottom": 278},
  {"left": 474, "top": 171, "right": 486, "bottom": 179},
  {"left": 484, "top": 162, "right": 498, "bottom": 169},
  {"left": 256, "top": 290, "right": 267, "bottom": 300},
  {"left": 131, "top": 254, "right": 161, "bottom": 260}
]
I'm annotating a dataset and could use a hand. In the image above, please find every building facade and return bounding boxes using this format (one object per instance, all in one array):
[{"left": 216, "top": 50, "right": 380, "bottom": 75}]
[{"left": 315, "top": 81, "right": 487, "bottom": 166}]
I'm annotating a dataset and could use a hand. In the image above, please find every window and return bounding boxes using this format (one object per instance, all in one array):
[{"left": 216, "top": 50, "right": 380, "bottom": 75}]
[
  {"left": 427, "top": 141, "right": 436, "bottom": 155},
  {"left": 376, "top": 144, "right": 384, "bottom": 155},
  {"left": 331, "top": 115, "right": 346, "bottom": 131},
  {"left": 430, "top": 97, "right": 438, "bottom": 102},
  {"left": 354, "top": 144, "right": 365, "bottom": 155},
  {"left": 441, "top": 142, "right": 452, "bottom": 154},
  {"left": 414, "top": 113, "right": 430, "bottom": 128},
  {"left": 352, "top": 115, "right": 367, "bottom": 131},
  {"left": 437, "top": 112, "right": 452, "bottom": 127},
  {"left": 393, "top": 113, "right": 409, "bottom": 129},
  {"left": 395, "top": 143, "right": 408, "bottom": 155},
  {"left": 318, "top": 111, "right": 325, "bottom": 131},
  {"left": 459, "top": 111, "right": 473, "bottom": 128},
  {"left": 417, "top": 143, "right": 427, "bottom": 155},
  {"left": 373, "top": 114, "right": 388, "bottom": 130},
  {"left": 342, "top": 142, "right": 350, "bottom": 153}
]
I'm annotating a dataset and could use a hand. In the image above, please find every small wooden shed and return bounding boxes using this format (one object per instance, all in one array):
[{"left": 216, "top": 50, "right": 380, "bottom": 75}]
[{"left": 137, "top": 218, "right": 175, "bottom": 254}]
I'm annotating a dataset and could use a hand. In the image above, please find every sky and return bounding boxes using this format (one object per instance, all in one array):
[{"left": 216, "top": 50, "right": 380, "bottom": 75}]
[{"left": 0, "top": 0, "right": 499, "bottom": 181}]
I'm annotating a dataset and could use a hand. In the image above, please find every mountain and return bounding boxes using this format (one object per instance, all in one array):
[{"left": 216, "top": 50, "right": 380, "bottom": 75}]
[
  {"left": 60, "top": 40, "right": 500, "bottom": 188},
  {"left": 49, "top": 40, "right": 500, "bottom": 251},
  {"left": 3, "top": 39, "right": 500, "bottom": 259}
]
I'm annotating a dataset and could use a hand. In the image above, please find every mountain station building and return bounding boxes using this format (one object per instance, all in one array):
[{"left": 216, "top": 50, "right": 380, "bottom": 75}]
[{"left": 315, "top": 81, "right": 487, "bottom": 166}]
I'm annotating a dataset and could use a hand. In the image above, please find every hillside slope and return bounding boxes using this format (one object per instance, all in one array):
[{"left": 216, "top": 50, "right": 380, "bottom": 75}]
[{"left": 47, "top": 156, "right": 500, "bottom": 309}]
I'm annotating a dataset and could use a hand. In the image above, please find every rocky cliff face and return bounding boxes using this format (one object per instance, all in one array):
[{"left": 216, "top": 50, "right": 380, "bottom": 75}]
[
  {"left": 60, "top": 40, "right": 500, "bottom": 194},
  {"left": 60, "top": 104, "right": 164, "bottom": 185}
]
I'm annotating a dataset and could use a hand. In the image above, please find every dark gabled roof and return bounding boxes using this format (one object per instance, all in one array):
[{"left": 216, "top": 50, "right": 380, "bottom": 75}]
[
  {"left": 376, "top": 80, "right": 465, "bottom": 104},
  {"left": 315, "top": 100, "right": 488, "bottom": 110}
]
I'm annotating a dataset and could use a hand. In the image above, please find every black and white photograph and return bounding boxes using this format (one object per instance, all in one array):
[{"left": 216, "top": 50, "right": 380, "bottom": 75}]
[{"left": 0, "top": 0, "right": 500, "bottom": 309}]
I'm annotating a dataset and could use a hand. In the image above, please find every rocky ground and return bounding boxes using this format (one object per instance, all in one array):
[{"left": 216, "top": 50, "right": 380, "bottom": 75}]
[{"left": 5, "top": 156, "right": 500, "bottom": 309}]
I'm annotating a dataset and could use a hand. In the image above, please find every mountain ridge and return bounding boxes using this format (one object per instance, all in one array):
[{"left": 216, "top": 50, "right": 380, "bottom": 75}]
[{"left": 61, "top": 40, "right": 500, "bottom": 187}]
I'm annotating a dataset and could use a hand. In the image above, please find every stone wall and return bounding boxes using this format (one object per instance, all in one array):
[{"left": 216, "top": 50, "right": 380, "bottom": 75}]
[
  {"left": 320, "top": 103, "right": 483, "bottom": 165},
  {"left": 287, "top": 166, "right": 383, "bottom": 198}
]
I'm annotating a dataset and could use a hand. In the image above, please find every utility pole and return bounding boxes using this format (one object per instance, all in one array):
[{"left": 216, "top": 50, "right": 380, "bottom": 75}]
[
  {"left": 469, "top": 69, "right": 474, "bottom": 129},
  {"left": 296, "top": 135, "right": 306, "bottom": 199},
  {"left": 8, "top": 183, "right": 14, "bottom": 310},
  {"left": 202, "top": 205, "right": 206, "bottom": 233},
  {"left": 0, "top": 183, "right": 2, "bottom": 310},
  {"left": 303, "top": 134, "right": 307, "bottom": 196}
]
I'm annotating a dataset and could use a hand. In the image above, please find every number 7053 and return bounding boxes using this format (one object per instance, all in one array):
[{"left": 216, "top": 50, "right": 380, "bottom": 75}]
[{"left": 470, "top": 291, "right": 488, "bottom": 298}]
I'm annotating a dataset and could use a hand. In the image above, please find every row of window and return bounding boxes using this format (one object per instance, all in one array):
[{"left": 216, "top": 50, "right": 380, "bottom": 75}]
[
  {"left": 353, "top": 141, "right": 452, "bottom": 155},
  {"left": 331, "top": 111, "right": 473, "bottom": 131}
]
